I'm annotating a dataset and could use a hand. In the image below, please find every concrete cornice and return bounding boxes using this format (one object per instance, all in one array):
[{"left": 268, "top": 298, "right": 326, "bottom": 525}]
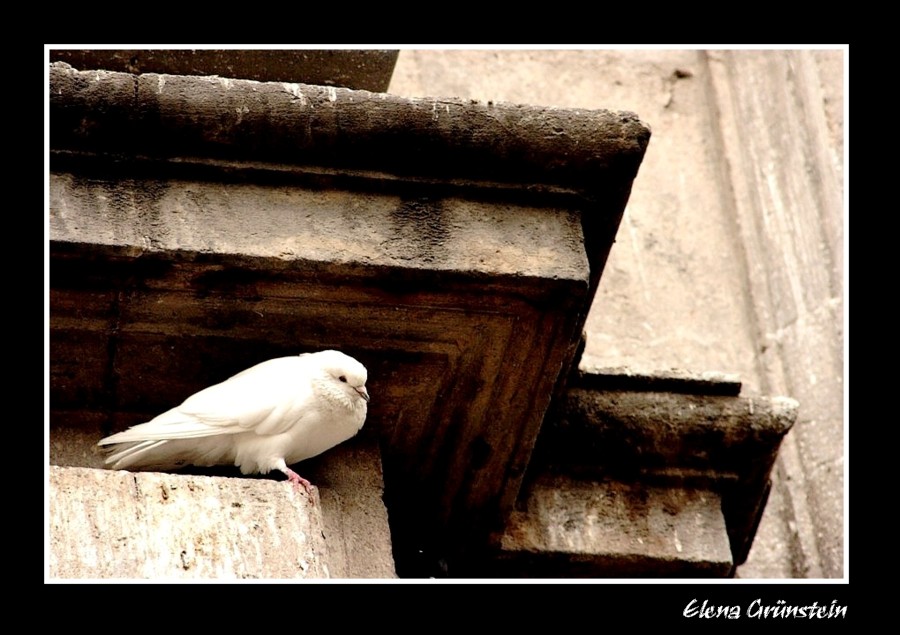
[{"left": 49, "top": 62, "right": 650, "bottom": 196}]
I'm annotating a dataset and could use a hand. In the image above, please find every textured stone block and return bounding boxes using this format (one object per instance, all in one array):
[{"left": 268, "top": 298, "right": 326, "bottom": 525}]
[
  {"left": 49, "top": 466, "right": 329, "bottom": 579},
  {"left": 48, "top": 438, "right": 396, "bottom": 579},
  {"left": 533, "top": 385, "right": 798, "bottom": 567},
  {"left": 491, "top": 476, "right": 732, "bottom": 577}
]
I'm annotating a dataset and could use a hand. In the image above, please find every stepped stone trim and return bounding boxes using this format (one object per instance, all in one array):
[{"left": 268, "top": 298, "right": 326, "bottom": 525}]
[
  {"left": 529, "top": 385, "right": 798, "bottom": 571},
  {"left": 493, "top": 476, "right": 732, "bottom": 578},
  {"left": 49, "top": 62, "right": 650, "bottom": 568}
]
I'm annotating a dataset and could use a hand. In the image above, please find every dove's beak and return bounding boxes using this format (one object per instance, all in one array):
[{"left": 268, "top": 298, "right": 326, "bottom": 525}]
[{"left": 356, "top": 386, "right": 370, "bottom": 403}]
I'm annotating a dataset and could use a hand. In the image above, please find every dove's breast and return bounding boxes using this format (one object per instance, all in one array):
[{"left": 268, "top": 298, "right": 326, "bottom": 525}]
[
  {"left": 233, "top": 395, "right": 366, "bottom": 475},
  {"left": 283, "top": 400, "right": 366, "bottom": 465}
]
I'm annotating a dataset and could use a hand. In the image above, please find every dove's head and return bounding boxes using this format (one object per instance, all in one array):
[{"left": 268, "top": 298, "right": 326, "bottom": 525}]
[{"left": 313, "top": 350, "right": 370, "bottom": 408}]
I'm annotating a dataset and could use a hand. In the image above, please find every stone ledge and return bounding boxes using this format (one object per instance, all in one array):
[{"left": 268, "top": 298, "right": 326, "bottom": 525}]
[
  {"left": 49, "top": 63, "right": 650, "bottom": 195},
  {"left": 540, "top": 389, "right": 797, "bottom": 478},
  {"left": 490, "top": 476, "right": 732, "bottom": 578},
  {"left": 48, "top": 171, "right": 589, "bottom": 279},
  {"left": 530, "top": 386, "right": 798, "bottom": 571},
  {"left": 48, "top": 436, "right": 396, "bottom": 580},
  {"left": 49, "top": 466, "right": 328, "bottom": 579}
]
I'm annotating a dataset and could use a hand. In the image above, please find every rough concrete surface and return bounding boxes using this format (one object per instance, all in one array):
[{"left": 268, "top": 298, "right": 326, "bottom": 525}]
[
  {"left": 49, "top": 466, "right": 328, "bottom": 579},
  {"left": 496, "top": 476, "right": 732, "bottom": 577},
  {"left": 388, "top": 48, "right": 845, "bottom": 578},
  {"left": 49, "top": 436, "right": 396, "bottom": 579},
  {"left": 703, "top": 50, "right": 845, "bottom": 579},
  {"left": 49, "top": 62, "right": 648, "bottom": 193},
  {"left": 535, "top": 388, "right": 798, "bottom": 567},
  {"left": 49, "top": 172, "right": 588, "bottom": 279},
  {"left": 300, "top": 440, "right": 398, "bottom": 578}
]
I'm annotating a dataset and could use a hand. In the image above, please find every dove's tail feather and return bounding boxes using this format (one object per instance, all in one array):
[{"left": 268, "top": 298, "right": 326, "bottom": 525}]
[
  {"left": 105, "top": 439, "right": 170, "bottom": 469},
  {"left": 102, "top": 436, "right": 238, "bottom": 471}
]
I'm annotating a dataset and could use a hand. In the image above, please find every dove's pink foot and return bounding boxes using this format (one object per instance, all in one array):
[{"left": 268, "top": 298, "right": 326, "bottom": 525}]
[{"left": 282, "top": 467, "right": 315, "bottom": 499}]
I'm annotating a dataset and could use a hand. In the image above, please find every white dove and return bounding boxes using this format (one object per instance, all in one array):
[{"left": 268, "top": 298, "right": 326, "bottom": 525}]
[{"left": 97, "top": 350, "right": 369, "bottom": 494}]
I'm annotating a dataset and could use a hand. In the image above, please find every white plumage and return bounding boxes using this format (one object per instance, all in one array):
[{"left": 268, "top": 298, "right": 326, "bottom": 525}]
[{"left": 98, "top": 350, "right": 369, "bottom": 492}]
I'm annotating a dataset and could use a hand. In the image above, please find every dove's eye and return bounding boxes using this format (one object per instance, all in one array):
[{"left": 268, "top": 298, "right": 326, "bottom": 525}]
[{"left": 339, "top": 375, "right": 347, "bottom": 383}]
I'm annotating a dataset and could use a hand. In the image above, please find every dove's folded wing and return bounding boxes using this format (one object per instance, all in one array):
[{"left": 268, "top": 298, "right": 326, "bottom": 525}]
[
  {"left": 175, "top": 357, "right": 317, "bottom": 436},
  {"left": 99, "top": 356, "right": 315, "bottom": 446},
  {"left": 96, "top": 378, "right": 279, "bottom": 469},
  {"left": 96, "top": 410, "right": 248, "bottom": 445}
]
